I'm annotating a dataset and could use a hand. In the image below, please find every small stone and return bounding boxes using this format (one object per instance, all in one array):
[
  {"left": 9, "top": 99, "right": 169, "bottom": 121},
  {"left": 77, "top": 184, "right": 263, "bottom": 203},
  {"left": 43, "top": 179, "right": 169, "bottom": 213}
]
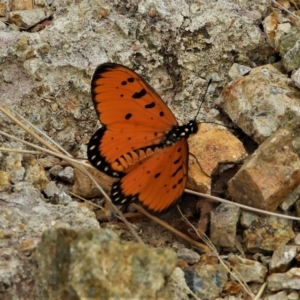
[
  {"left": 0, "top": 3, "right": 6, "bottom": 16},
  {"left": 287, "top": 291, "right": 300, "bottom": 300},
  {"left": 262, "top": 11, "right": 279, "bottom": 47},
  {"left": 177, "top": 248, "right": 200, "bottom": 265},
  {"left": 17, "top": 239, "right": 36, "bottom": 256},
  {"left": 58, "top": 166, "right": 74, "bottom": 184},
  {"left": 294, "top": 233, "right": 300, "bottom": 246},
  {"left": 228, "top": 63, "right": 251, "bottom": 80},
  {"left": 243, "top": 215, "right": 295, "bottom": 253},
  {"left": 38, "top": 157, "right": 60, "bottom": 169},
  {"left": 269, "top": 245, "right": 299, "bottom": 273},
  {"left": 8, "top": 8, "right": 49, "bottom": 29},
  {"left": 267, "top": 268, "right": 300, "bottom": 291},
  {"left": 72, "top": 167, "right": 112, "bottom": 198},
  {"left": 5, "top": 152, "right": 25, "bottom": 183},
  {"left": 11, "top": 0, "right": 33, "bottom": 10},
  {"left": 184, "top": 264, "right": 228, "bottom": 299},
  {"left": 24, "top": 159, "right": 49, "bottom": 190},
  {"left": 280, "top": 184, "right": 300, "bottom": 212},
  {"left": 52, "top": 192, "right": 72, "bottom": 205},
  {"left": 240, "top": 211, "right": 259, "bottom": 228},
  {"left": 0, "top": 171, "right": 11, "bottom": 192},
  {"left": 265, "top": 291, "right": 288, "bottom": 300},
  {"left": 210, "top": 203, "right": 240, "bottom": 248},
  {"left": 49, "top": 165, "right": 63, "bottom": 177},
  {"left": 279, "top": 27, "right": 300, "bottom": 71},
  {"left": 277, "top": 23, "right": 291, "bottom": 34},
  {"left": 43, "top": 181, "right": 60, "bottom": 198},
  {"left": 228, "top": 254, "right": 268, "bottom": 283},
  {"left": 292, "top": 68, "right": 300, "bottom": 89}
]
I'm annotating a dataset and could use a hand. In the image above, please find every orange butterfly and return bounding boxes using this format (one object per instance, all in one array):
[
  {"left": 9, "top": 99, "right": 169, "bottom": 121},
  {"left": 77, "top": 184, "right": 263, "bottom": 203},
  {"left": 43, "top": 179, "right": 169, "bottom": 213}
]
[{"left": 87, "top": 63, "right": 198, "bottom": 213}]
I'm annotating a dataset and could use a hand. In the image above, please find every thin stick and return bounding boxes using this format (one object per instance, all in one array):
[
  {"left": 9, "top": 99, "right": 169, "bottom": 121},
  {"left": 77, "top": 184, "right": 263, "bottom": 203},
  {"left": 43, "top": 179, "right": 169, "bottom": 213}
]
[
  {"left": 0, "top": 148, "right": 46, "bottom": 155},
  {"left": 0, "top": 106, "right": 67, "bottom": 156},
  {"left": 69, "top": 191, "right": 105, "bottom": 210},
  {"left": 185, "top": 189, "right": 300, "bottom": 221},
  {"left": 0, "top": 133, "right": 92, "bottom": 167},
  {"left": 13, "top": 109, "right": 71, "bottom": 156}
]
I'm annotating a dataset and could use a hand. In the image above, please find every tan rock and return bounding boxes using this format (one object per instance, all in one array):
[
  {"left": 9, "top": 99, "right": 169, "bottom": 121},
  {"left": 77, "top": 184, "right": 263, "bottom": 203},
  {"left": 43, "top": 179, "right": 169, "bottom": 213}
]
[
  {"left": 72, "top": 167, "right": 112, "bottom": 199},
  {"left": 0, "top": 170, "right": 11, "bottom": 192},
  {"left": 0, "top": 3, "right": 6, "bottom": 16},
  {"left": 24, "top": 158, "right": 49, "bottom": 190},
  {"left": 187, "top": 123, "right": 247, "bottom": 193},
  {"left": 10, "top": 0, "right": 33, "bottom": 11},
  {"left": 228, "top": 129, "right": 300, "bottom": 211},
  {"left": 228, "top": 254, "right": 268, "bottom": 283}
]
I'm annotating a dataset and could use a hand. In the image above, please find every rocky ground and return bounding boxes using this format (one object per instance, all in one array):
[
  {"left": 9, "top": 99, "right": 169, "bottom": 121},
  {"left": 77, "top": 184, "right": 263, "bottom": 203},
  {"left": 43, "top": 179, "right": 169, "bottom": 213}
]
[{"left": 1, "top": 0, "right": 300, "bottom": 299}]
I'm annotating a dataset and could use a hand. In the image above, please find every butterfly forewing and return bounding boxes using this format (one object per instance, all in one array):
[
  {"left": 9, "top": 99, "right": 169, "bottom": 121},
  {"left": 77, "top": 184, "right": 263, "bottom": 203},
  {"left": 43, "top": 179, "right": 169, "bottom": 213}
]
[
  {"left": 111, "top": 140, "right": 189, "bottom": 213},
  {"left": 88, "top": 63, "right": 180, "bottom": 176},
  {"left": 91, "top": 63, "right": 177, "bottom": 128}
]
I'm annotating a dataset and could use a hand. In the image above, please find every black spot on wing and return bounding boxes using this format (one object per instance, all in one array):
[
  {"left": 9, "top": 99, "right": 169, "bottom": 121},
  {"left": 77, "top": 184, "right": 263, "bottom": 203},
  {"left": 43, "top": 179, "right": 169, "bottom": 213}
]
[
  {"left": 171, "top": 165, "right": 182, "bottom": 177},
  {"left": 173, "top": 157, "right": 181, "bottom": 164},
  {"left": 125, "top": 113, "right": 132, "bottom": 120},
  {"left": 145, "top": 102, "right": 155, "bottom": 109},
  {"left": 132, "top": 88, "right": 146, "bottom": 99},
  {"left": 154, "top": 172, "right": 161, "bottom": 178}
]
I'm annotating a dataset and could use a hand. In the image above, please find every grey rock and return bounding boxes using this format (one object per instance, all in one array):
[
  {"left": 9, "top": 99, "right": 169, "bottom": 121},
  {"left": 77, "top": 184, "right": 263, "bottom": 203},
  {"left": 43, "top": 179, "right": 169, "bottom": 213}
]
[
  {"left": 228, "top": 254, "right": 268, "bottom": 283},
  {"left": 184, "top": 264, "right": 228, "bottom": 299},
  {"left": 58, "top": 166, "right": 74, "bottom": 184},
  {"left": 269, "top": 245, "right": 299, "bottom": 273},
  {"left": 210, "top": 203, "right": 240, "bottom": 248},
  {"left": 34, "top": 228, "right": 178, "bottom": 299},
  {"left": 267, "top": 268, "right": 300, "bottom": 291}
]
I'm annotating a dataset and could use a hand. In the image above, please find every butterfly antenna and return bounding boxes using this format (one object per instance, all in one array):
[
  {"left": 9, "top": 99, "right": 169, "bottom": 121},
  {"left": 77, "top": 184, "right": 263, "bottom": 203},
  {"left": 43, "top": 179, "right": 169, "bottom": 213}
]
[{"left": 194, "top": 79, "right": 212, "bottom": 121}]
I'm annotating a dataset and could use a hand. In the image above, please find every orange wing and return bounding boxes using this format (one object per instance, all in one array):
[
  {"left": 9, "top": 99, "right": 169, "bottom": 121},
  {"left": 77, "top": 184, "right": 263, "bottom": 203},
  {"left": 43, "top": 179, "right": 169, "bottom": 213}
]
[
  {"left": 111, "top": 139, "right": 189, "bottom": 213},
  {"left": 88, "top": 63, "right": 178, "bottom": 176},
  {"left": 87, "top": 62, "right": 198, "bottom": 214}
]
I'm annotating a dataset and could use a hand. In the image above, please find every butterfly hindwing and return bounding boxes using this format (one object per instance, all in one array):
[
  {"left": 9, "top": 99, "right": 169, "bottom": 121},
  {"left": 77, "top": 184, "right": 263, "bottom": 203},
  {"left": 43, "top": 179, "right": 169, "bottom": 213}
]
[
  {"left": 111, "top": 140, "right": 189, "bottom": 213},
  {"left": 88, "top": 125, "right": 165, "bottom": 177}
]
